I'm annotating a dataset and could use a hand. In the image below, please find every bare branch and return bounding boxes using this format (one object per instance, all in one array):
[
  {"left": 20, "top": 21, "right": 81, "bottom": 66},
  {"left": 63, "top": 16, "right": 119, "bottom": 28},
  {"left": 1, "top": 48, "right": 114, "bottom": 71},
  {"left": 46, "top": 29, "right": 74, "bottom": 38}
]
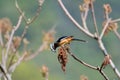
[
  {"left": 15, "top": 0, "right": 27, "bottom": 22},
  {"left": 90, "top": 0, "right": 99, "bottom": 36},
  {"left": 24, "top": 42, "right": 47, "bottom": 61},
  {"left": 8, "top": 52, "right": 27, "bottom": 73},
  {"left": 0, "top": 64, "right": 8, "bottom": 80},
  {"left": 79, "top": 4, "right": 89, "bottom": 31},
  {"left": 100, "top": 18, "right": 111, "bottom": 39},
  {"left": 58, "top": 0, "right": 95, "bottom": 38},
  {"left": 111, "top": 18, "right": 120, "bottom": 23},
  {"left": 113, "top": 30, "right": 120, "bottom": 40},
  {"left": 5, "top": 14, "right": 23, "bottom": 62},
  {"left": 68, "top": 51, "right": 97, "bottom": 70},
  {"left": 98, "top": 39, "right": 120, "bottom": 78},
  {"left": 64, "top": 45, "right": 109, "bottom": 80},
  {"left": 24, "top": 24, "right": 56, "bottom": 61},
  {"left": 0, "top": 32, "right": 3, "bottom": 47},
  {"left": 81, "top": 13, "right": 89, "bottom": 31},
  {"left": 27, "top": 6, "right": 41, "bottom": 25}
]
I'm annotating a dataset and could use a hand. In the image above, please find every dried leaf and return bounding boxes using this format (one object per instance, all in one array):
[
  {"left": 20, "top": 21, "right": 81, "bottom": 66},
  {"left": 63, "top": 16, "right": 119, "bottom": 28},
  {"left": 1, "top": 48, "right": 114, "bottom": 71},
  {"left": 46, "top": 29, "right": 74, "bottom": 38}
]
[
  {"left": 41, "top": 65, "right": 49, "bottom": 78},
  {"left": 101, "top": 55, "right": 111, "bottom": 69},
  {"left": 42, "top": 30, "right": 55, "bottom": 43},
  {"left": 38, "top": 0, "right": 45, "bottom": 6},
  {"left": 13, "top": 36, "right": 21, "bottom": 49},
  {"left": 79, "top": 4, "right": 86, "bottom": 12},
  {"left": 103, "top": 4, "right": 112, "bottom": 14},
  {"left": 23, "top": 38, "right": 29, "bottom": 45},
  {"left": 42, "top": 29, "right": 55, "bottom": 50},
  {"left": 80, "top": 75, "right": 88, "bottom": 80},
  {"left": 0, "top": 18, "right": 12, "bottom": 34},
  {"left": 84, "top": 0, "right": 91, "bottom": 5},
  {"left": 58, "top": 46, "right": 68, "bottom": 72},
  {"left": 103, "top": 21, "right": 118, "bottom": 35}
]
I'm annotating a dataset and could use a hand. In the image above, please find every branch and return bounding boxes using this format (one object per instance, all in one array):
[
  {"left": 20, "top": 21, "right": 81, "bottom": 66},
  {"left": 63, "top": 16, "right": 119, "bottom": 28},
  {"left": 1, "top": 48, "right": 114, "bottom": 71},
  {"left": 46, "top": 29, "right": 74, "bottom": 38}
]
[
  {"left": 65, "top": 46, "right": 109, "bottom": 80},
  {"left": 16, "top": 0, "right": 42, "bottom": 41},
  {"left": 113, "top": 30, "right": 120, "bottom": 40},
  {"left": 58, "top": 0, "right": 120, "bottom": 79},
  {"left": 99, "top": 18, "right": 111, "bottom": 39},
  {"left": 0, "top": 64, "right": 8, "bottom": 80},
  {"left": 4, "top": 14, "right": 23, "bottom": 67},
  {"left": 0, "top": 32, "right": 3, "bottom": 47},
  {"left": 15, "top": 0, "right": 27, "bottom": 22},
  {"left": 24, "top": 25, "right": 56, "bottom": 61},
  {"left": 8, "top": 52, "right": 26, "bottom": 73},
  {"left": 24, "top": 42, "right": 47, "bottom": 61},
  {"left": 90, "top": 0, "right": 99, "bottom": 36},
  {"left": 111, "top": 18, "right": 120, "bottom": 23},
  {"left": 98, "top": 39, "right": 120, "bottom": 78},
  {"left": 58, "top": 0, "right": 95, "bottom": 38}
]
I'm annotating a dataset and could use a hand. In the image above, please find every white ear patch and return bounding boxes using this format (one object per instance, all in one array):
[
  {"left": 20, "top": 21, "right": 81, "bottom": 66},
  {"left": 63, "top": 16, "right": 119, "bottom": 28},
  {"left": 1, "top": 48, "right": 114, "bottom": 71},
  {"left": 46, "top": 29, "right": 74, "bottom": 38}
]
[{"left": 50, "top": 43, "right": 56, "bottom": 52}]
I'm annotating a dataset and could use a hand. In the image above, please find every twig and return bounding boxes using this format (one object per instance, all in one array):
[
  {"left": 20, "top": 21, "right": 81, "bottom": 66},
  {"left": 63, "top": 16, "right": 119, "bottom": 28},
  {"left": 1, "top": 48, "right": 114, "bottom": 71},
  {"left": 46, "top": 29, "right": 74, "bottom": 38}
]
[
  {"left": 66, "top": 47, "right": 109, "bottom": 80},
  {"left": 16, "top": 0, "right": 42, "bottom": 41},
  {"left": 98, "top": 39, "right": 120, "bottom": 78},
  {"left": 8, "top": 52, "right": 26, "bottom": 73},
  {"left": 111, "top": 18, "right": 120, "bottom": 23},
  {"left": 20, "top": 5, "right": 41, "bottom": 39},
  {"left": 15, "top": 0, "right": 27, "bottom": 22},
  {"left": 113, "top": 30, "right": 120, "bottom": 40},
  {"left": 80, "top": 3, "right": 89, "bottom": 31},
  {"left": 27, "top": 6, "right": 41, "bottom": 25},
  {"left": 0, "top": 64, "right": 8, "bottom": 80},
  {"left": 58, "top": 0, "right": 95, "bottom": 38},
  {"left": 4, "top": 14, "right": 23, "bottom": 66},
  {"left": 100, "top": 18, "right": 111, "bottom": 39},
  {"left": 90, "top": 1, "right": 99, "bottom": 36},
  {"left": 24, "top": 24, "right": 56, "bottom": 61},
  {"left": 81, "top": 13, "right": 89, "bottom": 31},
  {"left": 0, "top": 32, "right": 3, "bottom": 47},
  {"left": 24, "top": 42, "right": 47, "bottom": 61},
  {"left": 68, "top": 51, "right": 97, "bottom": 70}
]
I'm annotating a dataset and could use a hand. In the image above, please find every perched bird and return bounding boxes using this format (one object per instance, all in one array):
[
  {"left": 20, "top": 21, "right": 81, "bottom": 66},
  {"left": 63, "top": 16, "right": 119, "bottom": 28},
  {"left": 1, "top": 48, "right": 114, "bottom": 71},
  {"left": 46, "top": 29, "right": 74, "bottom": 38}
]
[{"left": 50, "top": 36, "right": 87, "bottom": 52}]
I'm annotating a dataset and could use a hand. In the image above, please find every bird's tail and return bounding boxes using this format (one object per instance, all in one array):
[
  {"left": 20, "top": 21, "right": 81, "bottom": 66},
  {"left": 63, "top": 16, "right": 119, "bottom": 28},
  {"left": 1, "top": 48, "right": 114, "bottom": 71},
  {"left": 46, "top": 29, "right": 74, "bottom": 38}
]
[{"left": 72, "top": 38, "right": 87, "bottom": 43}]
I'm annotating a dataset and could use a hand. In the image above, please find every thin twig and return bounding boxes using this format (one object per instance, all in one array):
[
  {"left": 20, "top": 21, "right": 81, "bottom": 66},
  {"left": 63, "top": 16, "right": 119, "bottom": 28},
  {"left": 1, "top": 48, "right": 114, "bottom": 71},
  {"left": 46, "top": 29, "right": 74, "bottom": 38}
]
[
  {"left": 0, "top": 32, "right": 3, "bottom": 47},
  {"left": 16, "top": 0, "right": 42, "bottom": 41},
  {"left": 68, "top": 51, "right": 97, "bottom": 70},
  {"left": 8, "top": 52, "right": 26, "bottom": 73},
  {"left": 111, "top": 18, "right": 120, "bottom": 23},
  {"left": 66, "top": 47, "right": 109, "bottom": 80},
  {"left": 27, "top": 6, "right": 41, "bottom": 25},
  {"left": 113, "top": 30, "right": 120, "bottom": 40},
  {"left": 24, "top": 24, "right": 56, "bottom": 61},
  {"left": 81, "top": 13, "right": 89, "bottom": 31},
  {"left": 90, "top": 1, "right": 99, "bottom": 36},
  {"left": 0, "top": 64, "right": 8, "bottom": 80},
  {"left": 5, "top": 14, "right": 23, "bottom": 65},
  {"left": 24, "top": 42, "right": 47, "bottom": 61},
  {"left": 99, "top": 70, "right": 109, "bottom": 80},
  {"left": 100, "top": 18, "right": 111, "bottom": 39},
  {"left": 98, "top": 39, "right": 120, "bottom": 78},
  {"left": 15, "top": 0, "right": 27, "bottom": 22}
]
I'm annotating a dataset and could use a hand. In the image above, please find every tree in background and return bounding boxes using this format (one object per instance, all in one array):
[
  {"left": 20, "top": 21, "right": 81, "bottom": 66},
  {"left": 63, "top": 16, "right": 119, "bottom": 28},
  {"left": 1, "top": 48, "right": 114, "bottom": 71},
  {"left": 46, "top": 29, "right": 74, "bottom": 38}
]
[{"left": 0, "top": 0, "right": 55, "bottom": 80}]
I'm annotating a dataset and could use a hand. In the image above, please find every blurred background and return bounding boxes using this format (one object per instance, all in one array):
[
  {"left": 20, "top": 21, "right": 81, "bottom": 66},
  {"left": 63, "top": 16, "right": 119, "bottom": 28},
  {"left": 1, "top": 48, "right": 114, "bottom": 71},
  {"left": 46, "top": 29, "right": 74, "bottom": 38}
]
[{"left": 0, "top": 0, "right": 120, "bottom": 80}]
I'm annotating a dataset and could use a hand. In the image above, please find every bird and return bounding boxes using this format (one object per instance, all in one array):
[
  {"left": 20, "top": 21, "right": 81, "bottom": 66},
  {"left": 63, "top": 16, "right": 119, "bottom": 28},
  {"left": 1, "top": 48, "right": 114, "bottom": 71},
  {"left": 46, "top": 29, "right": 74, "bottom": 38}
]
[{"left": 50, "top": 36, "right": 87, "bottom": 52}]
